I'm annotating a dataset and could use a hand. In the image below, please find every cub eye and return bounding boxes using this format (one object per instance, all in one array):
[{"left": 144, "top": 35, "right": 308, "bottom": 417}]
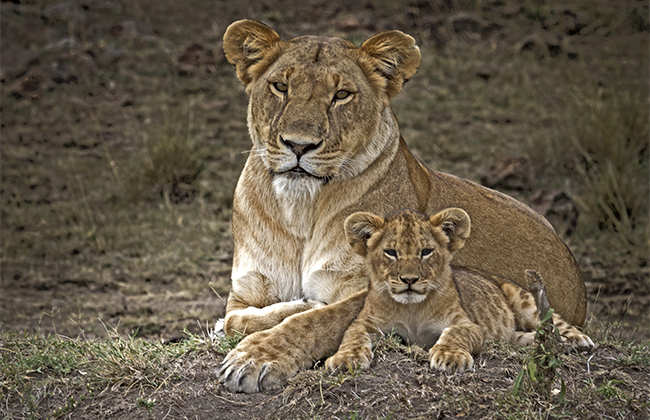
[
  {"left": 334, "top": 90, "right": 351, "bottom": 101},
  {"left": 272, "top": 82, "right": 288, "bottom": 94},
  {"left": 421, "top": 249, "right": 433, "bottom": 258},
  {"left": 384, "top": 249, "right": 397, "bottom": 259}
]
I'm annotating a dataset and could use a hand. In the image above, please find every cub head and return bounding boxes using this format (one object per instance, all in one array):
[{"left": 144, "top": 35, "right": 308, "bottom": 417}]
[
  {"left": 345, "top": 208, "right": 471, "bottom": 304},
  {"left": 223, "top": 20, "right": 421, "bottom": 198}
]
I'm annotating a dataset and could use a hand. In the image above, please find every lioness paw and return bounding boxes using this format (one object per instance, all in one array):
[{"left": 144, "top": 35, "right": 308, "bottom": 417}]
[
  {"left": 325, "top": 349, "right": 371, "bottom": 372},
  {"left": 217, "top": 331, "right": 301, "bottom": 393},
  {"left": 429, "top": 344, "right": 474, "bottom": 374}
]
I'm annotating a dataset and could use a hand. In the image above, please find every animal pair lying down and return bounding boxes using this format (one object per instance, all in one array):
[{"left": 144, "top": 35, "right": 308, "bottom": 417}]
[
  {"left": 217, "top": 20, "right": 590, "bottom": 392},
  {"left": 324, "top": 208, "right": 594, "bottom": 374}
]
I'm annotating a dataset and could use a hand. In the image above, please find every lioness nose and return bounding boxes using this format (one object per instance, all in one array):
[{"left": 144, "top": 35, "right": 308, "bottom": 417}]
[
  {"left": 281, "top": 137, "right": 322, "bottom": 159},
  {"left": 399, "top": 276, "right": 419, "bottom": 285}
]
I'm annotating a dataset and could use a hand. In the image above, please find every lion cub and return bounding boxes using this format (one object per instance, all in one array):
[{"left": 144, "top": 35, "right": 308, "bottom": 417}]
[{"left": 325, "top": 209, "right": 593, "bottom": 373}]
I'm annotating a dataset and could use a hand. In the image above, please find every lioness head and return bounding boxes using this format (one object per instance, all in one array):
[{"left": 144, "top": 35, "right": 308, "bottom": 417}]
[
  {"left": 223, "top": 20, "right": 421, "bottom": 198},
  {"left": 345, "top": 208, "right": 471, "bottom": 304}
]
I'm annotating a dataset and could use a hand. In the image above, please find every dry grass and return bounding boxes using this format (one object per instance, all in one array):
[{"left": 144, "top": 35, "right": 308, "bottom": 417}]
[{"left": 568, "top": 87, "right": 649, "bottom": 246}]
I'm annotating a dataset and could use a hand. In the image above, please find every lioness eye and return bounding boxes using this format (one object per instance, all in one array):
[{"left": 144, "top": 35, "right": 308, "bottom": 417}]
[
  {"left": 334, "top": 90, "right": 351, "bottom": 100},
  {"left": 273, "top": 82, "right": 288, "bottom": 93},
  {"left": 384, "top": 249, "right": 397, "bottom": 258},
  {"left": 421, "top": 249, "right": 433, "bottom": 258}
]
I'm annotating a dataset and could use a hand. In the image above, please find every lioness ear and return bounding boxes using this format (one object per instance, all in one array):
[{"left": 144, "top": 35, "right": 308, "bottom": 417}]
[
  {"left": 359, "top": 31, "right": 421, "bottom": 99},
  {"left": 430, "top": 208, "right": 471, "bottom": 253},
  {"left": 223, "top": 19, "right": 283, "bottom": 85},
  {"left": 344, "top": 212, "right": 385, "bottom": 257}
]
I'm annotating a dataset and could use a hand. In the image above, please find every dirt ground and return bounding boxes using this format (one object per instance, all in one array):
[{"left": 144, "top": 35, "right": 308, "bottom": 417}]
[
  {"left": 13, "top": 338, "right": 650, "bottom": 420},
  {"left": 1, "top": 0, "right": 649, "bottom": 418}
]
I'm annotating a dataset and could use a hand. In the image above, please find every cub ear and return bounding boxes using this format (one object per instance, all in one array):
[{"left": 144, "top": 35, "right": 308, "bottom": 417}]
[
  {"left": 344, "top": 212, "right": 385, "bottom": 257},
  {"left": 223, "top": 19, "right": 283, "bottom": 85},
  {"left": 359, "top": 31, "right": 421, "bottom": 99},
  {"left": 430, "top": 208, "right": 471, "bottom": 253}
]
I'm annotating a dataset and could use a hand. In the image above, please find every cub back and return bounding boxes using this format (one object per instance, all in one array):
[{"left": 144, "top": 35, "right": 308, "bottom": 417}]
[{"left": 452, "top": 268, "right": 516, "bottom": 342}]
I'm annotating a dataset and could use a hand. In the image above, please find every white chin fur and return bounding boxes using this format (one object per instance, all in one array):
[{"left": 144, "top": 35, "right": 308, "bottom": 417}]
[
  {"left": 392, "top": 292, "right": 427, "bottom": 304},
  {"left": 272, "top": 174, "right": 323, "bottom": 201}
]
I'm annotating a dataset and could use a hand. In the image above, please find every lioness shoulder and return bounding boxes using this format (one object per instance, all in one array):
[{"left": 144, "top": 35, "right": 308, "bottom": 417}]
[{"left": 326, "top": 209, "right": 594, "bottom": 373}]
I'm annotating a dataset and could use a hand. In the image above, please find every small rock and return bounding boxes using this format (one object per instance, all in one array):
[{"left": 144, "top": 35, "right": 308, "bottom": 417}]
[
  {"left": 12, "top": 70, "right": 54, "bottom": 99},
  {"left": 529, "top": 189, "right": 579, "bottom": 236},
  {"left": 481, "top": 156, "right": 535, "bottom": 191},
  {"left": 475, "top": 65, "right": 493, "bottom": 81}
]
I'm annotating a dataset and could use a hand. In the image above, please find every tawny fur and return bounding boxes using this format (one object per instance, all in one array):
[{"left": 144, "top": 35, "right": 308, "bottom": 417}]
[
  {"left": 325, "top": 209, "right": 594, "bottom": 374},
  {"left": 218, "top": 20, "right": 587, "bottom": 393}
]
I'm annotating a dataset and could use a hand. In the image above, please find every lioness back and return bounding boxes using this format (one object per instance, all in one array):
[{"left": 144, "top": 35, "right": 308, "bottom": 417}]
[{"left": 326, "top": 209, "right": 593, "bottom": 374}]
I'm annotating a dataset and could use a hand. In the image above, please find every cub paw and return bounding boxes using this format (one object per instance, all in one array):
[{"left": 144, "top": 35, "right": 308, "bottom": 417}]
[
  {"left": 429, "top": 344, "right": 473, "bottom": 374},
  {"left": 217, "top": 330, "right": 302, "bottom": 393},
  {"left": 561, "top": 331, "right": 595, "bottom": 351},
  {"left": 325, "top": 349, "right": 371, "bottom": 372},
  {"left": 514, "top": 331, "right": 537, "bottom": 346}
]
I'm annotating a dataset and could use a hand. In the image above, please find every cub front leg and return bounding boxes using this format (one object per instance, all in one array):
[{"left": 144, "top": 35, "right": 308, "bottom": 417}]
[
  {"left": 429, "top": 321, "right": 483, "bottom": 374},
  {"left": 325, "top": 315, "right": 375, "bottom": 371},
  {"left": 218, "top": 290, "right": 367, "bottom": 393}
]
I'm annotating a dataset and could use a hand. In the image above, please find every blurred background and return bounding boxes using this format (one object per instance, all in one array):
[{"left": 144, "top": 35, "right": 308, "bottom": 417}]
[{"left": 1, "top": 0, "right": 648, "bottom": 340}]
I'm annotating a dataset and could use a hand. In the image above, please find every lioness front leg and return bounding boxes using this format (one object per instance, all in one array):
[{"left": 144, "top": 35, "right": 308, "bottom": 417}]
[
  {"left": 218, "top": 290, "right": 367, "bottom": 393},
  {"left": 429, "top": 321, "right": 483, "bottom": 374},
  {"left": 224, "top": 299, "right": 325, "bottom": 336},
  {"left": 223, "top": 271, "right": 325, "bottom": 336}
]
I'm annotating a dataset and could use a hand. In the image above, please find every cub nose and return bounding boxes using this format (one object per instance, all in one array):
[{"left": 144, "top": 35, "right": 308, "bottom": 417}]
[
  {"left": 399, "top": 276, "right": 420, "bottom": 285},
  {"left": 280, "top": 136, "right": 322, "bottom": 159}
]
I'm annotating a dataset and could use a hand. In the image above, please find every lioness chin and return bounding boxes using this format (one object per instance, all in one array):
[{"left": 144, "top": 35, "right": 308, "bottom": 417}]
[
  {"left": 217, "top": 19, "right": 587, "bottom": 393},
  {"left": 325, "top": 209, "right": 594, "bottom": 374}
]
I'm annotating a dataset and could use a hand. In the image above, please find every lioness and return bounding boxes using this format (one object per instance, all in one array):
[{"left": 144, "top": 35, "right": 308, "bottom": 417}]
[
  {"left": 218, "top": 20, "right": 587, "bottom": 393},
  {"left": 325, "top": 209, "right": 594, "bottom": 373}
]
